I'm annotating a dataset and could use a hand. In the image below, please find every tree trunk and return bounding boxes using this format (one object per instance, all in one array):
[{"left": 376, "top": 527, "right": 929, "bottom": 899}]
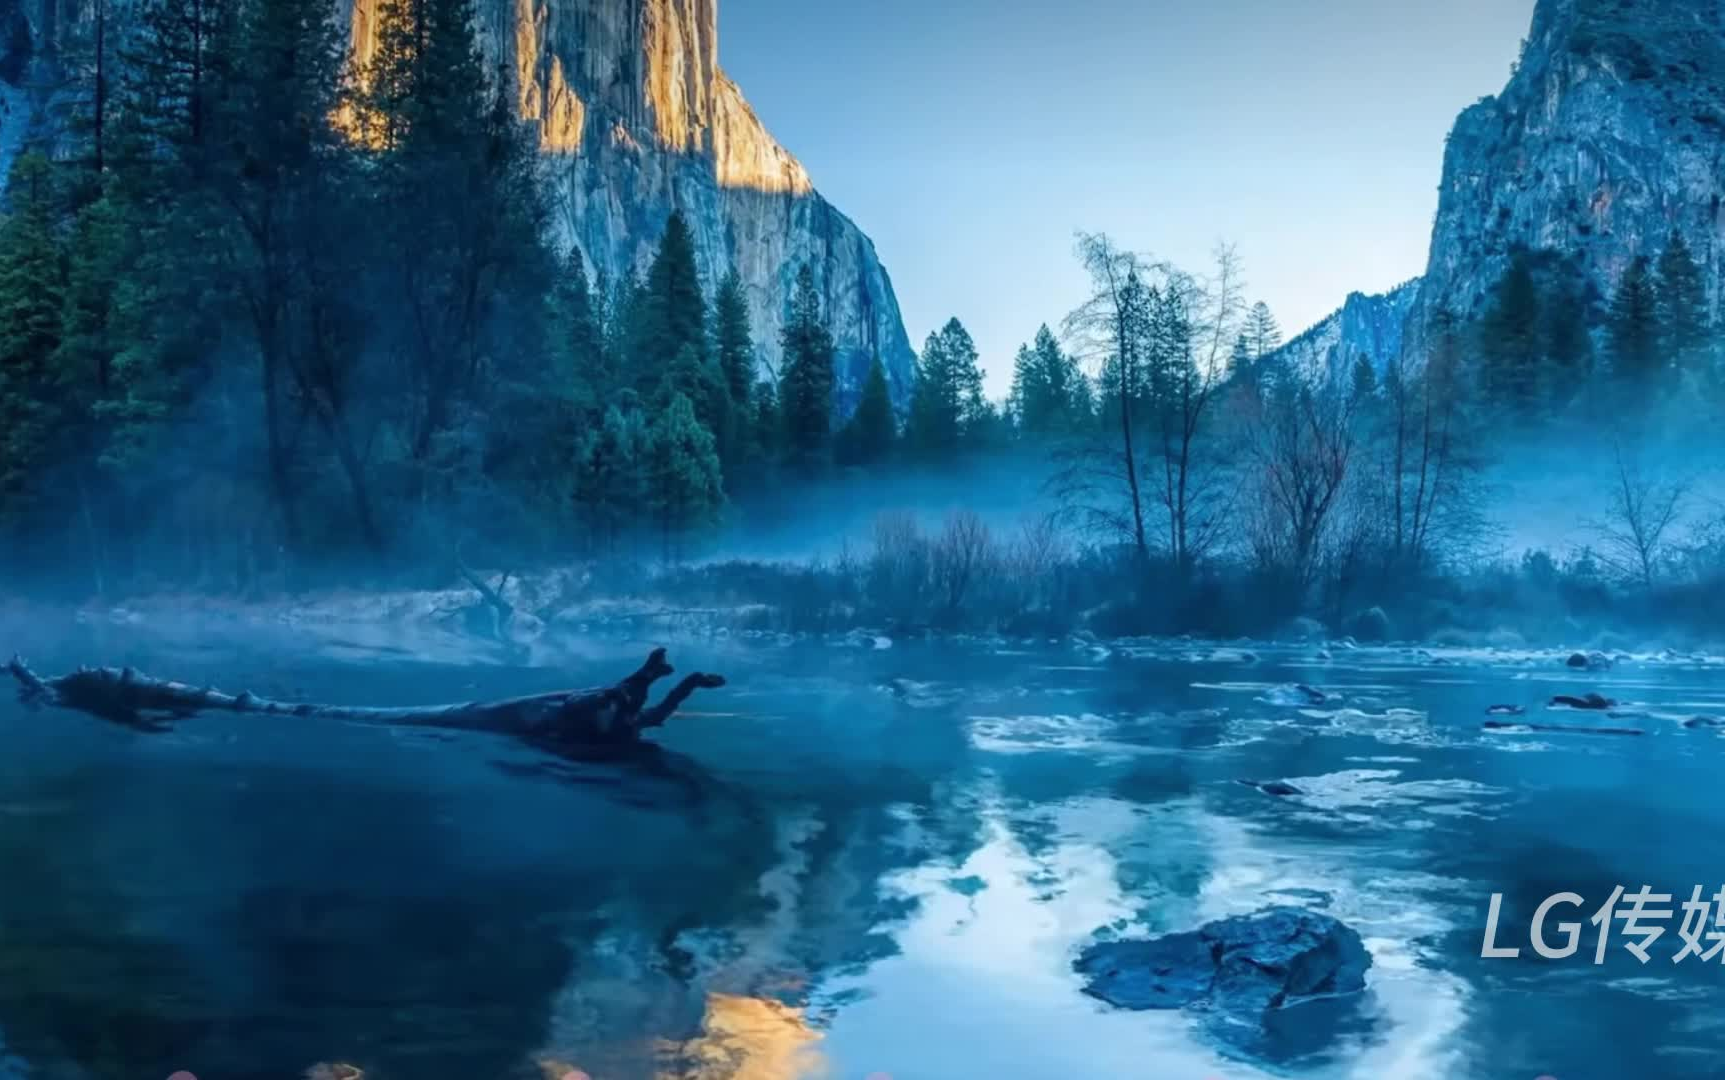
[{"left": 7, "top": 648, "right": 724, "bottom": 760}]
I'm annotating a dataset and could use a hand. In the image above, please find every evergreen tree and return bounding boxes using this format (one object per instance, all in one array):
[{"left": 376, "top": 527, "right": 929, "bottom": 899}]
[
  {"left": 1476, "top": 251, "right": 1542, "bottom": 413},
  {"left": 750, "top": 377, "right": 782, "bottom": 465},
  {"left": 633, "top": 210, "right": 708, "bottom": 396},
  {"left": 646, "top": 391, "right": 724, "bottom": 557},
  {"left": 1349, "top": 352, "right": 1377, "bottom": 403},
  {"left": 1656, "top": 230, "right": 1708, "bottom": 372},
  {"left": 0, "top": 154, "right": 68, "bottom": 523},
  {"left": 777, "top": 265, "right": 836, "bottom": 468},
  {"left": 713, "top": 270, "right": 754, "bottom": 405},
  {"left": 1541, "top": 263, "right": 1593, "bottom": 407},
  {"left": 1246, "top": 301, "right": 1282, "bottom": 359},
  {"left": 553, "top": 247, "right": 608, "bottom": 404},
  {"left": 1009, "top": 324, "right": 1084, "bottom": 438},
  {"left": 365, "top": 0, "right": 550, "bottom": 487},
  {"left": 905, "top": 317, "right": 985, "bottom": 457},
  {"left": 661, "top": 341, "right": 727, "bottom": 446},
  {"left": 1229, "top": 332, "right": 1255, "bottom": 384},
  {"left": 837, "top": 354, "right": 895, "bottom": 466},
  {"left": 1610, "top": 256, "right": 1662, "bottom": 397},
  {"left": 572, "top": 403, "right": 648, "bottom": 556},
  {"left": 711, "top": 269, "right": 755, "bottom": 468}
]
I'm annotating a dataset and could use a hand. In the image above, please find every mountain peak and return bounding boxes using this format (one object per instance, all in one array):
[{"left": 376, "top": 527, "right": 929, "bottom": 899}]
[{"left": 1413, "top": 0, "right": 1725, "bottom": 343}]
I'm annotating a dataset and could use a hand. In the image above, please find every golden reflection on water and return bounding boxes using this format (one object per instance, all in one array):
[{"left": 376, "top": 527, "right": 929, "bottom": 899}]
[{"left": 657, "top": 993, "right": 829, "bottom": 1080}]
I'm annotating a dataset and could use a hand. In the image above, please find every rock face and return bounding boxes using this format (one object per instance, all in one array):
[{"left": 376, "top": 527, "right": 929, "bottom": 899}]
[
  {"left": 3, "top": 0, "right": 916, "bottom": 407},
  {"left": 1075, "top": 907, "right": 1371, "bottom": 1039},
  {"left": 438, "top": 0, "right": 917, "bottom": 406},
  {"left": 1266, "top": 279, "right": 1420, "bottom": 386},
  {"left": 1412, "top": 0, "right": 1725, "bottom": 343}
]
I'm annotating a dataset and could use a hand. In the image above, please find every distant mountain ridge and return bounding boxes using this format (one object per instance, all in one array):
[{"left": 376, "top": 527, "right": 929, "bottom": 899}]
[{"left": 1264, "top": 279, "right": 1422, "bottom": 386}]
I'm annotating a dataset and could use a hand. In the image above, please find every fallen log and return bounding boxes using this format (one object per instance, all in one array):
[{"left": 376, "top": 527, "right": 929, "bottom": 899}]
[{"left": 5, "top": 647, "right": 725, "bottom": 758}]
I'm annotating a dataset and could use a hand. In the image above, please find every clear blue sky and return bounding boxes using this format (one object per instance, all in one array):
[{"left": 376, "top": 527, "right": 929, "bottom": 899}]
[{"left": 719, "top": 0, "right": 1537, "bottom": 395}]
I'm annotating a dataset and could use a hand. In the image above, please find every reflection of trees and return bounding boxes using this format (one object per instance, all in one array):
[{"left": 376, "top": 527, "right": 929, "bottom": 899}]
[
  {"left": 0, "top": 769, "right": 217, "bottom": 1077},
  {"left": 0, "top": 642, "right": 1003, "bottom": 1080},
  {"left": 0, "top": 750, "right": 764, "bottom": 1079}
]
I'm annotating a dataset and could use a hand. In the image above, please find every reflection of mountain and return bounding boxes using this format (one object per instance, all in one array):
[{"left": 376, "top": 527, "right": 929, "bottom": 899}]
[{"left": 658, "top": 993, "right": 828, "bottom": 1080}]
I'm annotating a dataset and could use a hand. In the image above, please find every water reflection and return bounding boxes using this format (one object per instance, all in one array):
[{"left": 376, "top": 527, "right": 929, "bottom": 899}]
[{"left": 2, "top": 632, "right": 1725, "bottom": 1077}]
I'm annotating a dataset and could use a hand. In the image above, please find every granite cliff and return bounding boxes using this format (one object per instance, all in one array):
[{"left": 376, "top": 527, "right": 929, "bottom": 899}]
[
  {"left": 1414, "top": 0, "right": 1725, "bottom": 341},
  {"left": 2, "top": 0, "right": 916, "bottom": 405},
  {"left": 1266, "top": 280, "right": 1421, "bottom": 387}
]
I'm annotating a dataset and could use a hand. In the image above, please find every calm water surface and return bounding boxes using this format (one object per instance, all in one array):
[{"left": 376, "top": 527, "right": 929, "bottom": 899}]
[{"left": 0, "top": 620, "right": 1722, "bottom": 1080}]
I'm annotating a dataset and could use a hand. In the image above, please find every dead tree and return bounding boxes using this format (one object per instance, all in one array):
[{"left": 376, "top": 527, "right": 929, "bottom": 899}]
[{"left": 6, "top": 648, "right": 724, "bottom": 759}]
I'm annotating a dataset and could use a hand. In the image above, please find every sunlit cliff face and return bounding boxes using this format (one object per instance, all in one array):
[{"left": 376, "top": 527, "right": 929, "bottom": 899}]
[
  {"left": 341, "top": 0, "right": 812, "bottom": 194},
  {"left": 331, "top": 0, "right": 918, "bottom": 405}
]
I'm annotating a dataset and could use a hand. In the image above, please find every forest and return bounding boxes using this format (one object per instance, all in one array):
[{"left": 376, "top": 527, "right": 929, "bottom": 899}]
[{"left": 0, "top": 0, "right": 1722, "bottom": 646}]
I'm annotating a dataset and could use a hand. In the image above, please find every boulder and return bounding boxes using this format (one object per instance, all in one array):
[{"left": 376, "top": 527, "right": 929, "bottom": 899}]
[
  {"left": 1566, "top": 651, "right": 1613, "bottom": 671},
  {"left": 1076, "top": 907, "right": 1371, "bottom": 1034},
  {"left": 1550, "top": 692, "right": 1616, "bottom": 710}
]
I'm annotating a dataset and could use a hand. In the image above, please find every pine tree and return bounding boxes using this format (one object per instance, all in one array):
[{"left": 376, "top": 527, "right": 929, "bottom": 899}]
[
  {"left": 1009, "top": 324, "right": 1084, "bottom": 438},
  {"left": 1476, "top": 252, "right": 1542, "bottom": 413},
  {"left": 837, "top": 354, "right": 895, "bottom": 465},
  {"left": 1229, "top": 333, "right": 1255, "bottom": 384},
  {"left": 1541, "top": 263, "right": 1593, "bottom": 407},
  {"left": 750, "top": 377, "right": 782, "bottom": 464},
  {"left": 552, "top": 246, "right": 610, "bottom": 410},
  {"left": 1349, "top": 352, "right": 1377, "bottom": 403},
  {"left": 633, "top": 210, "right": 708, "bottom": 397},
  {"left": 573, "top": 403, "right": 648, "bottom": 556},
  {"left": 661, "top": 342, "right": 726, "bottom": 445},
  {"left": 1656, "top": 230, "right": 1708, "bottom": 372},
  {"left": 777, "top": 265, "right": 836, "bottom": 468},
  {"left": 1246, "top": 301, "right": 1282, "bottom": 360},
  {"left": 905, "top": 317, "right": 985, "bottom": 457},
  {"left": 0, "top": 154, "right": 69, "bottom": 522},
  {"left": 365, "top": 0, "right": 550, "bottom": 484},
  {"left": 712, "top": 269, "right": 755, "bottom": 468},
  {"left": 1610, "top": 256, "right": 1662, "bottom": 397},
  {"left": 646, "top": 391, "right": 724, "bottom": 558}
]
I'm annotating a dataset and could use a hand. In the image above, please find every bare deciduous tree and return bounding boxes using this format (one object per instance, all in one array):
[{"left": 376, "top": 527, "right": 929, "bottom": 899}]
[
  {"left": 1243, "top": 380, "right": 1358, "bottom": 587},
  {"left": 1355, "top": 315, "right": 1490, "bottom": 573},
  {"left": 1059, "top": 232, "right": 1155, "bottom": 558},
  {"left": 1145, "top": 246, "right": 1243, "bottom": 575},
  {"left": 1595, "top": 445, "right": 1687, "bottom": 588}
]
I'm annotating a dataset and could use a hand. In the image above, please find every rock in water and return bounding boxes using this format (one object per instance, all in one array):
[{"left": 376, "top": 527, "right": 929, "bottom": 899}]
[
  {"left": 1550, "top": 692, "right": 1616, "bottom": 710},
  {"left": 1566, "top": 651, "right": 1613, "bottom": 671},
  {"left": 1076, "top": 907, "right": 1371, "bottom": 1036}
]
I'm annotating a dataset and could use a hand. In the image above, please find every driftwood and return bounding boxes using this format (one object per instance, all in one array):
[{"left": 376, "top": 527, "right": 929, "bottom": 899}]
[{"left": 5, "top": 648, "right": 724, "bottom": 759}]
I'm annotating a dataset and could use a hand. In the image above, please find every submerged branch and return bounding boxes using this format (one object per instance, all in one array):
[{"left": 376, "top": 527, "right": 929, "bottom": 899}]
[{"left": 5, "top": 647, "right": 725, "bottom": 758}]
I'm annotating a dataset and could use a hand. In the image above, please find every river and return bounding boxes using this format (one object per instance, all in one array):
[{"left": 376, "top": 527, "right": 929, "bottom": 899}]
[{"left": 0, "top": 619, "right": 1720, "bottom": 1079}]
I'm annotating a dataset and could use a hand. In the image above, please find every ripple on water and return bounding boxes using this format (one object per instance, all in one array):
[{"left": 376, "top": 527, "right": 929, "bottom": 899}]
[
  {"left": 1255, "top": 768, "right": 1507, "bottom": 829},
  {"left": 965, "top": 712, "right": 1184, "bottom": 757}
]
